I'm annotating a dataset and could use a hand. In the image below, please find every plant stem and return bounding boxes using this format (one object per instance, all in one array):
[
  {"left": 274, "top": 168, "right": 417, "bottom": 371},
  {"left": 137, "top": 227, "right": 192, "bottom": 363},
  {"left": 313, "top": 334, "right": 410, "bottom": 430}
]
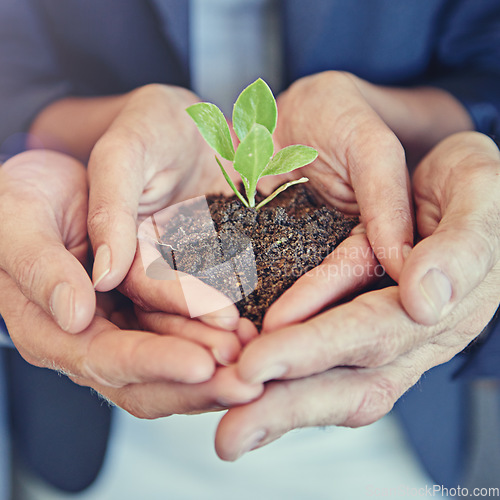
[
  {"left": 255, "top": 177, "right": 309, "bottom": 210},
  {"left": 248, "top": 191, "right": 256, "bottom": 208},
  {"left": 215, "top": 156, "right": 250, "bottom": 208}
]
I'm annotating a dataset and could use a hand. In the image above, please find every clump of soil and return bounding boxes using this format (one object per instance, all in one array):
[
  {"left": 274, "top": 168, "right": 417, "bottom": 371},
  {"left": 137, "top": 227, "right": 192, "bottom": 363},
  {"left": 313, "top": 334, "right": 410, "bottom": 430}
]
[{"left": 158, "top": 185, "right": 357, "bottom": 330}]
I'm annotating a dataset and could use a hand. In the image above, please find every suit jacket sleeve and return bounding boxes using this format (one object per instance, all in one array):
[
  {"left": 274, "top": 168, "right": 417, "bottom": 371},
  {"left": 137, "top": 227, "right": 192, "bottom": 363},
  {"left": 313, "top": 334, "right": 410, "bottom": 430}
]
[
  {"left": 283, "top": 0, "right": 500, "bottom": 139},
  {"left": 0, "top": 0, "right": 190, "bottom": 156},
  {"left": 0, "top": 0, "right": 73, "bottom": 155},
  {"left": 420, "top": 0, "right": 500, "bottom": 138}
]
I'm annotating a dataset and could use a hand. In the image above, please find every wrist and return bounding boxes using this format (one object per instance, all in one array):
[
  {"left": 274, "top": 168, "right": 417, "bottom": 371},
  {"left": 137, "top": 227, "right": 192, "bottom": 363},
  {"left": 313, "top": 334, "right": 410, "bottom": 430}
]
[
  {"left": 28, "top": 93, "right": 131, "bottom": 164},
  {"left": 351, "top": 77, "right": 474, "bottom": 166}
]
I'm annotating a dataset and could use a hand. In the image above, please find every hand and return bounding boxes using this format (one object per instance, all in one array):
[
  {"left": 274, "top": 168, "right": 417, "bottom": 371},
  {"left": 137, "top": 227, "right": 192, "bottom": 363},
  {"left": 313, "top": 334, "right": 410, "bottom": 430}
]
[
  {"left": 274, "top": 71, "right": 473, "bottom": 280},
  {"left": 120, "top": 250, "right": 260, "bottom": 364},
  {"left": 0, "top": 150, "right": 262, "bottom": 414},
  {"left": 0, "top": 150, "right": 95, "bottom": 333},
  {"left": 399, "top": 131, "right": 500, "bottom": 325},
  {"left": 0, "top": 272, "right": 263, "bottom": 416},
  {"left": 85, "top": 83, "right": 246, "bottom": 331},
  {"left": 213, "top": 131, "right": 500, "bottom": 460},
  {"left": 87, "top": 85, "right": 214, "bottom": 285}
]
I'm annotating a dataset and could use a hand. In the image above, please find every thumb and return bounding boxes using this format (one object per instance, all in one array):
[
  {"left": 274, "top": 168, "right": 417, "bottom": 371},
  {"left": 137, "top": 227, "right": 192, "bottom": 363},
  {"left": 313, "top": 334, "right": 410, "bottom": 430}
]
[
  {"left": 399, "top": 132, "right": 500, "bottom": 325},
  {"left": 3, "top": 240, "right": 96, "bottom": 334},
  {"left": 86, "top": 84, "right": 202, "bottom": 292},
  {"left": 0, "top": 151, "right": 96, "bottom": 333},
  {"left": 346, "top": 122, "right": 414, "bottom": 281},
  {"left": 87, "top": 134, "right": 145, "bottom": 291}
]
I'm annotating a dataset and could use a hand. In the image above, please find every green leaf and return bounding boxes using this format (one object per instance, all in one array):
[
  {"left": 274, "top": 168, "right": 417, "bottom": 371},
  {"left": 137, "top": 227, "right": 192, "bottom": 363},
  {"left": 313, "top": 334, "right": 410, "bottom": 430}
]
[
  {"left": 232, "top": 78, "right": 277, "bottom": 142},
  {"left": 186, "top": 103, "right": 235, "bottom": 161},
  {"left": 263, "top": 145, "right": 318, "bottom": 177},
  {"left": 233, "top": 124, "right": 274, "bottom": 207},
  {"left": 255, "top": 177, "right": 309, "bottom": 210}
]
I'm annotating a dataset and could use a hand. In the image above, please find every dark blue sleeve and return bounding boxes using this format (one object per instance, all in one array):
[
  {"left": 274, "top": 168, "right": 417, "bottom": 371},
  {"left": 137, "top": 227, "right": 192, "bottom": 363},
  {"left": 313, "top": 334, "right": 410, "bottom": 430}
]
[
  {"left": 421, "top": 0, "right": 500, "bottom": 138},
  {"left": 283, "top": 0, "right": 500, "bottom": 140},
  {"left": 0, "top": 0, "right": 73, "bottom": 156},
  {"left": 0, "top": 0, "right": 190, "bottom": 158}
]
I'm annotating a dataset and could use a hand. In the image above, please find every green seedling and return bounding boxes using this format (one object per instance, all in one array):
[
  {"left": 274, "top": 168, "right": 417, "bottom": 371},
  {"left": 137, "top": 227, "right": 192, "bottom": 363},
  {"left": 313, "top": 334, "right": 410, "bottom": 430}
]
[{"left": 186, "top": 78, "right": 318, "bottom": 210}]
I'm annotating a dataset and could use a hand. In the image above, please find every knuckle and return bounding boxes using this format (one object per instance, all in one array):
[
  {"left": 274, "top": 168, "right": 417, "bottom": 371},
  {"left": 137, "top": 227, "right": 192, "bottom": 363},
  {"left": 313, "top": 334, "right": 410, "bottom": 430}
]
[
  {"left": 443, "top": 224, "right": 498, "bottom": 292},
  {"left": 10, "top": 248, "right": 55, "bottom": 301},
  {"left": 376, "top": 128, "right": 405, "bottom": 158},
  {"left": 15, "top": 346, "right": 44, "bottom": 369},
  {"left": 80, "top": 337, "right": 124, "bottom": 389},
  {"left": 338, "top": 298, "right": 399, "bottom": 368},
  {"left": 117, "top": 387, "right": 169, "bottom": 420},
  {"left": 389, "top": 200, "right": 413, "bottom": 230},
  {"left": 135, "top": 82, "right": 165, "bottom": 97},
  {"left": 346, "top": 375, "right": 397, "bottom": 427},
  {"left": 467, "top": 223, "right": 498, "bottom": 268},
  {"left": 366, "top": 330, "right": 402, "bottom": 368},
  {"left": 13, "top": 255, "right": 40, "bottom": 295},
  {"left": 87, "top": 202, "right": 136, "bottom": 239},
  {"left": 316, "top": 70, "right": 355, "bottom": 89},
  {"left": 119, "top": 278, "right": 152, "bottom": 311},
  {"left": 87, "top": 202, "right": 113, "bottom": 233},
  {"left": 264, "top": 380, "right": 305, "bottom": 433},
  {"left": 303, "top": 319, "right": 338, "bottom": 372},
  {"left": 120, "top": 393, "right": 155, "bottom": 419},
  {"left": 90, "top": 127, "right": 148, "bottom": 177}
]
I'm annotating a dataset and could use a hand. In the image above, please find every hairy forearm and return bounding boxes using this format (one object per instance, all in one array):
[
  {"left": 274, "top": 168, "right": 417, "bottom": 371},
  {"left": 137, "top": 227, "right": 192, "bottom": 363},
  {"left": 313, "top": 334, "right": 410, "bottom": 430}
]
[
  {"left": 28, "top": 94, "right": 130, "bottom": 163},
  {"left": 351, "top": 76, "right": 474, "bottom": 167}
]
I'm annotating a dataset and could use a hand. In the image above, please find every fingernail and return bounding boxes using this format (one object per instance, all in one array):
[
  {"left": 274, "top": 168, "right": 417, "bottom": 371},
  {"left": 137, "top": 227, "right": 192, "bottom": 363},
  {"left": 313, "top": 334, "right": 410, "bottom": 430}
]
[
  {"left": 211, "top": 348, "right": 234, "bottom": 367},
  {"left": 216, "top": 394, "right": 250, "bottom": 407},
  {"left": 215, "top": 316, "right": 239, "bottom": 330},
  {"left": 419, "top": 268, "right": 452, "bottom": 320},
  {"left": 250, "top": 364, "right": 288, "bottom": 384},
  {"left": 235, "top": 429, "right": 267, "bottom": 460},
  {"left": 202, "top": 314, "right": 238, "bottom": 331},
  {"left": 50, "top": 283, "right": 75, "bottom": 332},
  {"left": 93, "top": 244, "right": 111, "bottom": 289},
  {"left": 402, "top": 243, "right": 412, "bottom": 261}
]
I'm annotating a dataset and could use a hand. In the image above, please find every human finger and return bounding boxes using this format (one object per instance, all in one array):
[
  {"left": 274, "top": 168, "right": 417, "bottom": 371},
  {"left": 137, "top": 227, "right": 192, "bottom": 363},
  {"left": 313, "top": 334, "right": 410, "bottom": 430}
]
[
  {"left": 0, "top": 150, "right": 96, "bottom": 333},
  {"left": 87, "top": 85, "right": 201, "bottom": 292},
  {"left": 91, "top": 365, "right": 264, "bottom": 420},
  {"left": 136, "top": 309, "right": 243, "bottom": 366},
  {"left": 216, "top": 357, "right": 422, "bottom": 461},
  {"left": 0, "top": 268, "right": 263, "bottom": 419},
  {"left": 237, "top": 287, "right": 445, "bottom": 384},
  {"left": 219, "top": 278, "right": 500, "bottom": 460},
  {"left": 277, "top": 72, "right": 414, "bottom": 281},
  {"left": 262, "top": 233, "right": 381, "bottom": 332},
  {"left": 122, "top": 250, "right": 241, "bottom": 331},
  {"left": 0, "top": 270, "right": 216, "bottom": 387},
  {"left": 400, "top": 132, "right": 500, "bottom": 325}
]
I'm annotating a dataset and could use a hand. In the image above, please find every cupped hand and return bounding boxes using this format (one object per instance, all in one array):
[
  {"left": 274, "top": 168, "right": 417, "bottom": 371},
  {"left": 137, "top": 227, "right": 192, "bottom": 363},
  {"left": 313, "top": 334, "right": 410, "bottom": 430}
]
[
  {"left": 274, "top": 71, "right": 413, "bottom": 281},
  {"left": 0, "top": 150, "right": 262, "bottom": 415},
  {"left": 216, "top": 277, "right": 498, "bottom": 461},
  {"left": 214, "top": 131, "right": 500, "bottom": 460},
  {"left": 86, "top": 84, "right": 207, "bottom": 291},
  {"left": 120, "top": 249, "right": 259, "bottom": 364},
  {"left": 0, "top": 271, "right": 263, "bottom": 417},
  {"left": 274, "top": 71, "right": 473, "bottom": 281},
  {"left": 86, "top": 83, "right": 247, "bottom": 331},
  {"left": 0, "top": 150, "right": 95, "bottom": 333},
  {"left": 399, "top": 131, "right": 500, "bottom": 325}
]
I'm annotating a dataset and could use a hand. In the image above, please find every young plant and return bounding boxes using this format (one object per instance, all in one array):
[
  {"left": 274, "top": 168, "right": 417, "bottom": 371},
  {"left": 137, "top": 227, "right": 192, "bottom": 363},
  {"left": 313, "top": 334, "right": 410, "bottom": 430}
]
[{"left": 186, "top": 78, "right": 318, "bottom": 210}]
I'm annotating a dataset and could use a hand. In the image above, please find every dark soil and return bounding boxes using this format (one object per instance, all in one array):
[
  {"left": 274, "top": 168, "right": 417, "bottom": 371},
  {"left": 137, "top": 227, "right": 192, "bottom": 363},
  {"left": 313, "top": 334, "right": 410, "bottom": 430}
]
[{"left": 158, "top": 185, "right": 358, "bottom": 330}]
